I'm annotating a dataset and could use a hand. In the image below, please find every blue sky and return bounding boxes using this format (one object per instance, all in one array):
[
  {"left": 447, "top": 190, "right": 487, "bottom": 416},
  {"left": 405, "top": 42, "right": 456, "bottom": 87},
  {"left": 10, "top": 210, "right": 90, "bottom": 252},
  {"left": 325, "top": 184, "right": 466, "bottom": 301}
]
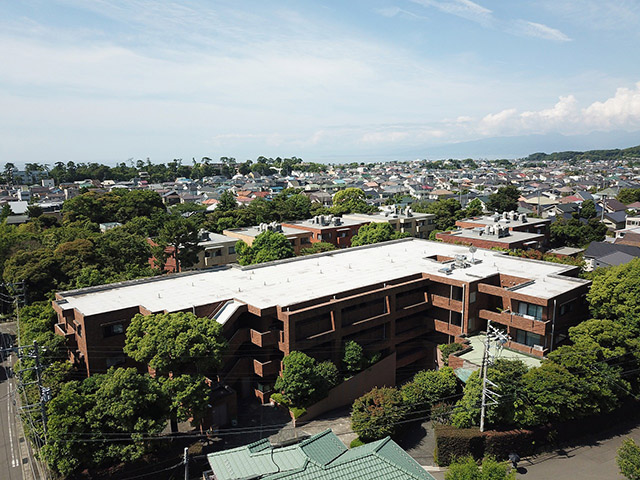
[{"left": 1, "top": 0, "right": 639, "bottom": 164}]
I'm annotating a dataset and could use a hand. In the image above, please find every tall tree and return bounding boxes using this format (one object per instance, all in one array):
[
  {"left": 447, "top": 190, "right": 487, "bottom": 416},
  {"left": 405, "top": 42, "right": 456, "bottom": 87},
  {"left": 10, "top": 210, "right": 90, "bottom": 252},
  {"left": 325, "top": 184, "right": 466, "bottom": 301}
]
[
  {"left": 154, "top": 216, "right": 200, "bottom": 272},
  {"left": 236, "top": 230, "right": 295, "bottom": 265},
  {"left": 350, "top": 222, "right": 409, "bottom": 246},
  {"left": 487, "top": 185, "right": 520, "bottom": 213}
]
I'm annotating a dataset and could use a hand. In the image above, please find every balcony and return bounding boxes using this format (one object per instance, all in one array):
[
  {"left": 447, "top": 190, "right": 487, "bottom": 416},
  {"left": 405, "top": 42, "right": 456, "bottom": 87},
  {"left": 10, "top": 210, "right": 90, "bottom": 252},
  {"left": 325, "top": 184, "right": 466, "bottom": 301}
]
[
  {"left": 250, "top": 329, "right": 279, "bottom": 348},
  {"left": 479, "top": 309, "right": 549, "bottom": 336},
  {"left": 253, "top": 359, "right": 280, "bottom": 377},
  {"left": 506, "top": 340, "right": 548, "bottom": 358},
  {"left": 433, "top": 319, "right": 462, "bottom": 336},
  {"left": 55, "top": 323, "right": 77, "bottom": 348},
  {"left": 430, "top": 294, "right": 463, "bottom": 312}
]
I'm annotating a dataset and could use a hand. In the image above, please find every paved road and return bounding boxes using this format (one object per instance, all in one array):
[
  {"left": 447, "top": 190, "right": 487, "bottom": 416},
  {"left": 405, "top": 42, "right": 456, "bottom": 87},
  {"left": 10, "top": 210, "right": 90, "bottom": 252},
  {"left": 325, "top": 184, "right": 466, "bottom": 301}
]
[{"left": 0, "top": 324, "right": 24, "bottom": 480}]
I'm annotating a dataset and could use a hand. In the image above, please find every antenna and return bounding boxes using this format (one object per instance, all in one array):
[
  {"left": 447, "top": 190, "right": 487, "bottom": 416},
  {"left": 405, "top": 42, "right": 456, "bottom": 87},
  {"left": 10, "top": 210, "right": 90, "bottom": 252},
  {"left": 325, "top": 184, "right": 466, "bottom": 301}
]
[{"left": 469, "top": 245, "right": 477, "bottom": 264}]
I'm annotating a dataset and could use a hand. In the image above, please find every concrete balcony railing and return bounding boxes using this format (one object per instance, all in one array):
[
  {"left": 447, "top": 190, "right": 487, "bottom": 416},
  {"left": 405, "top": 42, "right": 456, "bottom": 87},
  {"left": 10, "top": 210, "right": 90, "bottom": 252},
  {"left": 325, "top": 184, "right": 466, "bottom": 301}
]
[
  {"left": 250, "top": 329, "right": 279, "bottom": 348},
  {"left": 479, "top": 309, "right": 549, "bottom": 336},
  {"left": 433, "top": 318, "right": 463, "bottom": 336},
  {"left": 253, "top": 359, "right": 280, "bottom": 377},
  {"left": 55, "top": 323, "right": 77, "bottom": 347},
  {"left": 506, "top": 340, "right": 548, "bottom": 358},
  {"left": 430, "top": 294, "right": 463, "bottom": 312}
]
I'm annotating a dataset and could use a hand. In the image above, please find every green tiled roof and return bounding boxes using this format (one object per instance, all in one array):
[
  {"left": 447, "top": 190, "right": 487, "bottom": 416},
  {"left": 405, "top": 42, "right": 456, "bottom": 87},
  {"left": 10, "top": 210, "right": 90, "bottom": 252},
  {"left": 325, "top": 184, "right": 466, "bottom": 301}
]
[{"left": 207, "top": 429, "right": 435, "bottom": 480}]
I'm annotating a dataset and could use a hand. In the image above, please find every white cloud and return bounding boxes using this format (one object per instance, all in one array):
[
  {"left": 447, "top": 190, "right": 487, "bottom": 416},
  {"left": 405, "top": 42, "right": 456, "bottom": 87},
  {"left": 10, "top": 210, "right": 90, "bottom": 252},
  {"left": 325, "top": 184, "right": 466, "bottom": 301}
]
[
  {"left": 476, "top": 83, "right": 640, "bottom": 136},
  {"left": 410, "top": 0, "right": 493, "bottom": 26},
  {"left": 512, "top": 20, "right": 571, "bottom": 42}
]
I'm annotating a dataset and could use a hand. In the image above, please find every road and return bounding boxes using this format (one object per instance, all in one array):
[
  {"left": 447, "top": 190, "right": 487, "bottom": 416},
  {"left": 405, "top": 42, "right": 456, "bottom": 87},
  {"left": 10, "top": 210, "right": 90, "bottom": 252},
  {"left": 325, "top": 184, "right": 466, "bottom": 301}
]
[{"left": 0, "top": 323, "right": 24, "bottom": 480}]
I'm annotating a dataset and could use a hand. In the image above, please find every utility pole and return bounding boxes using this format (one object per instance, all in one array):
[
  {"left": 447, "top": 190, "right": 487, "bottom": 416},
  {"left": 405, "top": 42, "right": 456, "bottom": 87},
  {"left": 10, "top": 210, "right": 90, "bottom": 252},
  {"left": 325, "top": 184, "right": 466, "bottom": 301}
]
[
  {"left": 183, "top": 447, "right": 189, "bottom": 480},
  {"left": 479, "top": 320, "right": 509, "bottom": 432},
  {"left": 32, "top": 340, "right": 49, "bottom": 442}
]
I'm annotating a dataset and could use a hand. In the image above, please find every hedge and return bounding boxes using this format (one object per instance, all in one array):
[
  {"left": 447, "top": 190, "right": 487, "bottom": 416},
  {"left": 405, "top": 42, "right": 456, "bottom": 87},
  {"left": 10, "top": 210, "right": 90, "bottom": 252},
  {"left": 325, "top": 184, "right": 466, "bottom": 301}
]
[
  {"left": 435, "top": 425, "right": 538, "bottom": 466},
  {"left": 434, "top": 425, "right": 484, "bottom": 466},
  {"left": 484, "top": 429, "right": 537, "bottom": 460}
]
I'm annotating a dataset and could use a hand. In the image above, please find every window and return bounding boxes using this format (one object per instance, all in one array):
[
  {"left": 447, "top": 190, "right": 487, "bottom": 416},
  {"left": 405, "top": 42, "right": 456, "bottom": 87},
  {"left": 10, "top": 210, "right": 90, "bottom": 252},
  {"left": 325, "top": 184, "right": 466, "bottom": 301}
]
[
  {"left": 518, "top": 302, "right": 543, "bottom": 320},
  {"left": 559, "top": 301, "right": 574, "bottom": 316},
  {"left": 106, "top": 356, "right": 126, "bottom": 368},
  {"left": 339, "top": 231, "right": 348, "bottom": 238},
  {"left": 514, "top": 329, "right": 542, "bottom": 348},
  {"left": 75, "top": 322, "right": 82, "bottom": 337},
  {"left": 103, "top": 323, "right": 125, "bottom": 337},
  {"left": 228, "top": 245, "right": 236, "bottom": 255},
  {"left": 469, "top": 291, "right": 477, "bottom": 304},
  {"left": 301, "top": 237, "right": 311, "bottom": 245}
]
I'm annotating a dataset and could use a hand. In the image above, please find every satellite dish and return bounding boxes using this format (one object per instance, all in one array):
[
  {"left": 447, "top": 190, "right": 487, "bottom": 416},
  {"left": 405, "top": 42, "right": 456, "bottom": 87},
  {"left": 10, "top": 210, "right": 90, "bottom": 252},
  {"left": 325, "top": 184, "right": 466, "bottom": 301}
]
[{"left": 469, "top": 245, "right": 477, "bottom": 263}]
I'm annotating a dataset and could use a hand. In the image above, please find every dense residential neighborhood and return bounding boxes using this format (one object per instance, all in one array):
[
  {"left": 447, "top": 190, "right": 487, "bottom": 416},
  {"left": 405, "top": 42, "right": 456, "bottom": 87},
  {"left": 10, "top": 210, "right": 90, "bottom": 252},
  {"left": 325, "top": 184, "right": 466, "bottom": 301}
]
[{"left": 2, "top": 147, "right": 640, "bottom": 479}]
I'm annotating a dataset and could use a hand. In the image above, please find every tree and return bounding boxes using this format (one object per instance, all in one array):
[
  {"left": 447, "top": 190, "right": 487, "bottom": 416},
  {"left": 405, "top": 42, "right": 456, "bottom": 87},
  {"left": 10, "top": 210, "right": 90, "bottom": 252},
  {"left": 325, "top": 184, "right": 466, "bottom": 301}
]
[
  {"left": 465, "top": 198, "right": 484, "bottom": 217},
  {"left": 588, "top": 259, "right": 640, "bottom": 331},
  {"left": 94, "top": 228, "right": 152, "bottom": 274},
  {"left": 316, "top": 361, "right": 340, "bottom": 392},
  {"left": 351, "top": 387, "right": 408, "bottom": 442},
  {"left": 487, "top": 185, "right": 520, "bottom": 213},
  {"left": 445, "top": 456, "right": 515, "bottom": 480},
  {"left": 154, "top": 216, "right": 201, "bottom": 271},
  {"left": 217, "top": 190, "right": 238, "bottom": 212},
  {"left": 401, "top": 367, "right": 457, "bottom": 414},
  {"left": 617, "top": 188, "right": 640, "bottom": 206},
  {"left": 452, "top": 360, "right": 528, "bottom": 429},
  {"left": 42, "top": 368, "right": 169, "bottom": 476},
  {"left": 274, "top": 351, "right": 331, "bottom": 407},
  {"left": 332, "top": 188, "right": 377, "bottom": 214},
  {"left": 301, "top": 242, "right": 337, "bottom": 255},
  {"left": 618, "top": 438, "right": 640, "bottom": 480},
  {"left": 350, "top": 222, "right": 409, "bottom": 247},
  {"left": 550, "top": 217, "right": 607, "bottom": 248},
  {"left": 124, "top": 312, "right": 227, "bottom": 376},
  {"left": 3, "top": 248, "right": 62, "bottom": 301},
  {"left": 579, "top": 199, "right": 597, "bottom": 219},
  {"left": 160, "top": 374, "right": 211, "bottom": 431},
  {"left": 414, "top": 199, "right": 463, "bottom": 231},
  {"left": 236, "top": 230, "right": 295, "bottom": 265},
  {"left": 343, "top": 340, "right": 367, "bottom": 375}
]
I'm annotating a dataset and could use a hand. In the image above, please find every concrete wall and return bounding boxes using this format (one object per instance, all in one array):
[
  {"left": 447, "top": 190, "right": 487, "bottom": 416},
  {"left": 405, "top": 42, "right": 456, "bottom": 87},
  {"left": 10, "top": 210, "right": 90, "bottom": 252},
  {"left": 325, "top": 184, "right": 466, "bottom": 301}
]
[{"left": 299, "top": 352, "right": 397, "bottom": 422}]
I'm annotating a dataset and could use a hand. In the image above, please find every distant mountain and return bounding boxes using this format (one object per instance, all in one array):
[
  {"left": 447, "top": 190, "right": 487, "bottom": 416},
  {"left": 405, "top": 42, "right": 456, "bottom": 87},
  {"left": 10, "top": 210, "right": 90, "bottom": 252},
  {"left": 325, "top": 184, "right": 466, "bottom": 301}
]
[{"left": 414, "top": 131, "right": 640, "bottom": 160}]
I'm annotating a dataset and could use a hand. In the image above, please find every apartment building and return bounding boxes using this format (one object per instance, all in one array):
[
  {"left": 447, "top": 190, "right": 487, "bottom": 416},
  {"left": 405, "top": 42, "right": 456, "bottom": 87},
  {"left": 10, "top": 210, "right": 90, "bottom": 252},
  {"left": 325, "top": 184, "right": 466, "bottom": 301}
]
[
  {"left": 223, "top": 222, "right": 313, "bottom": 255},
  {"left": 456, "top": 212, "right": 551, "bottom": 245},
  {"left": 343, "top": 207, "right": 436, "bottom": 239},
  {"left": 436, "top": 225, "right": 545, "bottom": 250},
  {"left": 52, "top": 239, "right": 589, "bottom": 403},
  {"left": 281, "top": 215, "right": 369, "bottom": 248}
]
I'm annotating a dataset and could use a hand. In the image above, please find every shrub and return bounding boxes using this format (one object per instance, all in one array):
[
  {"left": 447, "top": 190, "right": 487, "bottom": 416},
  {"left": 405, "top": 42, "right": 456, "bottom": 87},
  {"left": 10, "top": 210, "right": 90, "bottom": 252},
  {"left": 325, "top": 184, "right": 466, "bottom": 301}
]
[
  {"left": 351, "top": 387, "right": 408, "bottom": 442},
  {"left": 434, "top": 425, "right": 485, "bottom": 466},
  {"left": 401, "top": 367, "right": 458, "bottom": 416},
  {"left": 316, "top": 360, "right": 340, "bottom": 391},
  {"left": 350, "top": 437, "right": 365, "bottom": 448},
  {"left": 439, "top": 343, "right": 464, "bottom": 366},
  {"left": 343, "top": 340, "right": 366, "bottom": 376},
  {"left": 618, "top": 438, "right": 640, "bottom": 480}
]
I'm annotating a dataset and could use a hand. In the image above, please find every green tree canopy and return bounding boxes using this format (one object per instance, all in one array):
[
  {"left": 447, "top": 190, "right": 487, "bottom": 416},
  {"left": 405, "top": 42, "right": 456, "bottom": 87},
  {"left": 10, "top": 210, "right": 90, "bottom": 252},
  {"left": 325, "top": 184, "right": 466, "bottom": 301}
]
[
  {"left": 550, "top": 217, "right": 607, "bottom": 248},
  {"left": 588, "top": 258, "right": 640, "bottom": 331},
  {"left": 236, "top": 230, "right": 295, "bottom": 265},
  {"left": 445, "top": 456, "right": 515, "bottom": 480},
  {"left": 487, "top": 185, "right": 520, "bottom": 213},
  {"left": 331, "top": 188, "right": 377, "bottom": 214},
  {"left": 274, "top": 351, "right": 336, "bottom": 407},
  {"left": 618, "top": 438, "right": 640, "bottom": 480},
  {"left": 154, "top": 216, "right": 201, "bottom": 271},
  {"left": 351, "top": 387, "right": 408, "bottom": 442},
  {"left": 124, "top": 312, "right": 227, "bottom": 375},
  {"left": 42, "top": 368, "right": 169, "bottom": 476},
  {"left": 350, "top": 222, "right": 409, "bottom": 247},
  {"left": 401, "top": 367, "right": 457, "bottom": 414},
  {"left": 343, "top": 340, "right": 367, "bottom": 375}
]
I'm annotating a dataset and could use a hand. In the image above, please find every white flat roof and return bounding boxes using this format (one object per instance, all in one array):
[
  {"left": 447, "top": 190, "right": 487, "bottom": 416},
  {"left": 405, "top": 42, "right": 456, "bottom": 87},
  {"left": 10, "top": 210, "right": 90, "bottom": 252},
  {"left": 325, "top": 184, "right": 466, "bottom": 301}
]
[{"left": 57, "top": 239, "right": 589, "bottom": 317}]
